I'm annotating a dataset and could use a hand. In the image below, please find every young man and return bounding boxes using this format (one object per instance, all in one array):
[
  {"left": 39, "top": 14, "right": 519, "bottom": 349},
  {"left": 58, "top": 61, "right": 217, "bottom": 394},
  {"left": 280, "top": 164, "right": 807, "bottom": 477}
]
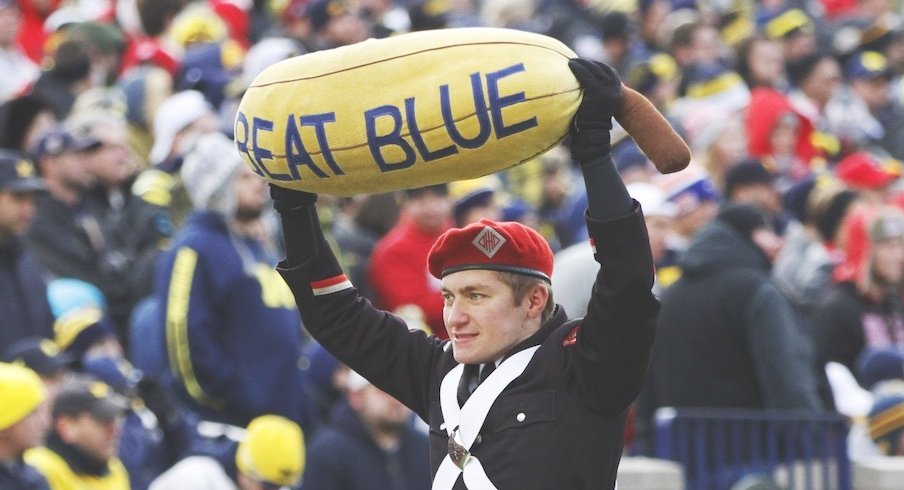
[
  {"left": 303, "top": 370, "right": 430, "bottom": 490},
  {"left": 0, "top": 150, "right": 54, "bottom": 351},
  {"left": 271, "top": 59, "right": 659, "bottom": 489},
  {"left": 25, "top": 376, "right": 131, "bottom": 490}
]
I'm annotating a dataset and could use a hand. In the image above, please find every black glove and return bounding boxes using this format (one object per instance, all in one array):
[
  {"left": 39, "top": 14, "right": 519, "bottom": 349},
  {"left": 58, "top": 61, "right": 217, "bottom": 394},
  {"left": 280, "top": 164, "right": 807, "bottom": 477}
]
[
  {"left": 137, "top": 377, "right": 182, "bottom": 429},
  {"left": 269, "top": 183, "right": 317, "bottom": 214},
  {"left": 568, "top": 58, "right": 622, "bottom": 162}
]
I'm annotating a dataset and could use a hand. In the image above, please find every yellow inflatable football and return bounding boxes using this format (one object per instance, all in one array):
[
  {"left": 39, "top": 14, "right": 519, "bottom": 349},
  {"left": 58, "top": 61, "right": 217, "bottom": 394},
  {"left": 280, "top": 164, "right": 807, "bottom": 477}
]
[{"left": 235, "top": 27, "right": 580, "bottom": 196}]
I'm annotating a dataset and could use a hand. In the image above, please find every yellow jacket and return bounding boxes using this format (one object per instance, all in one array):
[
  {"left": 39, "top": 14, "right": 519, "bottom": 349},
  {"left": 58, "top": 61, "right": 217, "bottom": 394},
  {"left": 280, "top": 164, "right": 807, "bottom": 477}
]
[{"left": 24, "top": 446, "right": 130, "bottom": 490}]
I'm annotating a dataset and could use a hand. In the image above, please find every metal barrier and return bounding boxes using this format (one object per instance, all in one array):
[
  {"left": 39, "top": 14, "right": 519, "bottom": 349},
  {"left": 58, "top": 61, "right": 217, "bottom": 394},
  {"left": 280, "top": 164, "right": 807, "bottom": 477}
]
[{"left": 654, "top": 408, "right": 852, "bottom": 490}]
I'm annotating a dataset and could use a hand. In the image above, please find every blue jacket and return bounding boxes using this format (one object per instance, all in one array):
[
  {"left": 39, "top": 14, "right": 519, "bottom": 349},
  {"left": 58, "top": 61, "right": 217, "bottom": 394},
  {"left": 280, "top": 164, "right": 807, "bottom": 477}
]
[
  {"left": 0, "top": 238, "right": 53, "bottom": 352},
  {"left": 302, "top": 401, "right": 430, "bottom": 490},
  {"left": 154, "top": 211, "right": 313, "bottom": 429},
  {"left": 0, "top": 457, "right": 50, "bottom": 490}
]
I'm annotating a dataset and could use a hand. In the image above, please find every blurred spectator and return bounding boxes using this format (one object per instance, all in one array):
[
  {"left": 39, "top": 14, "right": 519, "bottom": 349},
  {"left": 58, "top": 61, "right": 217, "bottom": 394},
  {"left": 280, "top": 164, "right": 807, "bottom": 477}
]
[
  {"left": 82, "top": 356, "right": 193, "bottom": 490},
  {"left": 668, "top": 19, "right": 726, "bottom": 69},
  {"left": 624, "top": 53, "right": 680, "bottom": 112},
  {"left": 612, "top": 139, "right": 657, "bottom": 185},
  {"left": 762, "top": 8, "right": 817, "bottom": 63},
  {"left": 745, "top": 87, "right": 817, "bottom": 188},
  {"left": 835, "top": 150, "right": 900, "bottom": 205},
  {"left": 152, "top": 132, "right": 314, "bottom": 430},
  {"left": 0, "top": 0, "right": 40, "bottom": 103},
  {"left": 867, "top": 392, "right": 904, "bottom": 456},
  {"left": 67, "top": 22, "right": 127, "bottom": 83},
  {"left": 0, "top": 93, "right": 57, "bottom": 152},
  {"left": 736, "top": 35, "right": 786, "bottom": 90},
  {"left": 133, "top": 89, "right": 221, "bottom": 229},
  {"left": 655, "top": 165, "right": 720, "bottom": 288},
  {"left": 359, "top": 0, "right": 410, "bottom": 38},
  {"left": 72, "top": 104, "right": 172, "bottom": 335},
  {"left": 773, "top": 182, "right": 862, "bottom": 330},
  {"left": 369, "top": 184, "right": 452, "bottom": 338},
  {"left": 828, "top": 50, "right": 904, "bottom": 160},
  {"left": 302, "top": 370, "right": 429, "bottom": 490},
  {"left": 553, "top": 181, "right": 675, "bottom": 318},
  {"left": 723, "top": 158, "right": 786, "bottom": 231},
  {"left": 680, "top": 104, "right": 747, "bottom": 190},
  {"left": 31, "top": 39, "right": 94, "bottom": 119},
  {"left": 25, "top": 376, "right": 131, "bottom": 489},
  {"left": 536, "top": 152, "right": 587, "bottom": 249},
  {"left": 0, "top": 362, "right": 51, "bottom": 490},
  {"left": 46, "top": 277, "right": 105, "bottom": 319},
  {"left": 3, "top": 337, "right": 71, "bottom": 398},
  {"left": 813, "top": 205, "right": 904, "bottom": 384},
  {"left": 308, "top": 0, "right": 370, "bottom": 50},
  {"left": 786, "top": 51, "right": 843, "bottom": 161},
  {"left": 651, "top": 203, "right": 823, "bottom": 411},
  {"left": 176, "top": 41, "right": 244, "bottom": 111},
  {"left": 331, "top": 192, "right": 399, "bottom": 302},
  {"left": 0, "top": 149, "right": 54, "bottom": 351},
  {"left": 448, "top": 175, "right": 502, "bottom": 226},
  {"left": 27, "top": 125, "right": 149, "bottom": 331},
  {"left": 149, "top": 414, "right": 305, "bottom": 490},
  {"left": 53, "top": 306, "right": 123, "bottom": 368}
]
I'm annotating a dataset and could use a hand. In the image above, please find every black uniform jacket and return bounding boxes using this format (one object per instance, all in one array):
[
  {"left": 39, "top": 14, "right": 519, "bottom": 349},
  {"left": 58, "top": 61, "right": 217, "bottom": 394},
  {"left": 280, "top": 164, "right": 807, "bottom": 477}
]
[{"left": 278, "top": 203, "right": 659, "bottom": 489}]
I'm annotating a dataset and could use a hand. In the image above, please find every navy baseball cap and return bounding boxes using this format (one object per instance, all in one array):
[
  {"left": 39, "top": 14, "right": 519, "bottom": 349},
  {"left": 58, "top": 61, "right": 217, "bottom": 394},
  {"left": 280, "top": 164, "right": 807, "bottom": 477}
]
[
  {"left": 31, "top": 124, "right": 101, "bottom": 161},
  {"left": 0, "top": 149, "right": 46, "bottom": 193},
  {"left": 3, "top": 338, "right": 73, "bottom": 376},
  {"left": 845, "top": 51, "right": 892, "bottom": 80}
]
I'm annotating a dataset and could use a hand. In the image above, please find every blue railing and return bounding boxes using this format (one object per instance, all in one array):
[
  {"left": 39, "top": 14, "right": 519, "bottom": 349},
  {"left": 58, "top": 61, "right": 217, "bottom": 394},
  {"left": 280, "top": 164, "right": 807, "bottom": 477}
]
[{"left": 654, "top": 408, "right": 851, "bottom": 490}]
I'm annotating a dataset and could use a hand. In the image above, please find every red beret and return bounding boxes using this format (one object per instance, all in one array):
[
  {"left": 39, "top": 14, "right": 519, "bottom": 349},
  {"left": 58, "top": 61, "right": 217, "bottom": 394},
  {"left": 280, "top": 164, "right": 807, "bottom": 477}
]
[{"left": 427, "top": 219, "right": 554, "bottom": 281}]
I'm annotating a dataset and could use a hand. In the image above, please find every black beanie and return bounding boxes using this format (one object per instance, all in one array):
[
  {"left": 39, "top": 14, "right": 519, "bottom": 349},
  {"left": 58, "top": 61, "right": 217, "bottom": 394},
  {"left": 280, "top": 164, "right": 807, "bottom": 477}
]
[
  {"left": 717, "top": 203, "right": 769, "bottom": 241},
  {"left": 814, "top": 190, "right": 858, "bottom": 243}
]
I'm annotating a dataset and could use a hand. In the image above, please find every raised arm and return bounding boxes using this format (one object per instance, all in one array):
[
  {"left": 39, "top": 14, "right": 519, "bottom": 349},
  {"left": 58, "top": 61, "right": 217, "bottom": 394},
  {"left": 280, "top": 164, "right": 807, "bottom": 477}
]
[{"left": 566, "top": 59, "right": 660, "bottom": 414}]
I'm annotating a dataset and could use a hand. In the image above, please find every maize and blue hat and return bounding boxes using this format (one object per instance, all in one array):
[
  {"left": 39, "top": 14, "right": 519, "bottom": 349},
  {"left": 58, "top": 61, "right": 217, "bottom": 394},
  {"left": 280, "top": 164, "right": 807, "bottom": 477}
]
[
  {"left": 236, "top": 415, "right": 306, "bottom": 487},
  {"left": 54, "top": 306, "right": 116, "bottom": 358},
  {"left": 868, "top": 393, "right": 904, "bottom": 455},
  {"left": 0, "top": 362, "right": 46, "bottom": 430}
]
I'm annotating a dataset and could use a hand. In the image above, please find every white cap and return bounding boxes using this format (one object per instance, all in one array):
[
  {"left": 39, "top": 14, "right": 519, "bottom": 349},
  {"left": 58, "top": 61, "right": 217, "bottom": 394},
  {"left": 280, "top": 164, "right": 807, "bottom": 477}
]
[
  {"left": 150, "top": 90, "right": 214, "bottom": 164},
  {"left": 627, "top": 182, "right": 677, "bottom": 219}
]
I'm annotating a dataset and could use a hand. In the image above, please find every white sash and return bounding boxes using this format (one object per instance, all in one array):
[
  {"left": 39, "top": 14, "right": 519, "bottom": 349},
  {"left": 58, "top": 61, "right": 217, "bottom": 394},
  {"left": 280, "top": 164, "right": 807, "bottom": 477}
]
[{"left": 432, "top": 345, "right": 541, "bottom": 490}]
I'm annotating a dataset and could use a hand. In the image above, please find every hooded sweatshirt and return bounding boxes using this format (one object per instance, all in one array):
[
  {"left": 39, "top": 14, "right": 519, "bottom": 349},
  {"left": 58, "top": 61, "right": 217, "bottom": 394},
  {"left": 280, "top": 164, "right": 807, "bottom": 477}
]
[{"left": 651, "top": 219, "right": 824, "bottom": 410}]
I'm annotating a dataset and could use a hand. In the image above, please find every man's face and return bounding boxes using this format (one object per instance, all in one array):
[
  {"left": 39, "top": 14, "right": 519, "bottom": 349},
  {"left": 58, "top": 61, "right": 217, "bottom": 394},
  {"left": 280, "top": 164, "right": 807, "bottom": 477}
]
[
  {"left": 234, "top": 164, "right": 268, "bottom": 221},
  {"left": 86, "top": 123, "right": 133, "bottom": 188},
  {"left": 50, "top": 151, "right": 93, "bottom": 191},
  {"left": 0, "top": 401, "right": 50, "bottom": 455},
  {"left": 442, "top": 269, "right": 542, "bottom": 364},
  {"left": 406, "top": 191, "right": 451, "bottom": 235},
  {"left": 871, "top": 237, "right": 904, "bottom": 286},
  {"left": 58, "top": 412, "right": 123, "bottom": 461},
  {"left": 0, "top": 190, "right": 36, "bottom": 238},
  {"left": 353, "top": 384, "right": 412, "bottom": 433}
]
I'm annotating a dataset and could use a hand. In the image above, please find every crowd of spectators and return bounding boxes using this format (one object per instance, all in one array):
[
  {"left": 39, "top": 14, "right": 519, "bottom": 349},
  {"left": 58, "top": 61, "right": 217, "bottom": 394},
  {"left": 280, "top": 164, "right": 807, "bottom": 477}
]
[{"left": 3, "top": 0, "right": 904, "bottom": 488}]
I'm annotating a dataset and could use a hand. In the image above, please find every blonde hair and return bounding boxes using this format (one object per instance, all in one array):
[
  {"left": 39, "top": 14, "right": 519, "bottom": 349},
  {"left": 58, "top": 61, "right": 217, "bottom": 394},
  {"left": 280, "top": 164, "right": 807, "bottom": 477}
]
[{"left": 496, "top": 271, "right": 555, "bottom": 323}]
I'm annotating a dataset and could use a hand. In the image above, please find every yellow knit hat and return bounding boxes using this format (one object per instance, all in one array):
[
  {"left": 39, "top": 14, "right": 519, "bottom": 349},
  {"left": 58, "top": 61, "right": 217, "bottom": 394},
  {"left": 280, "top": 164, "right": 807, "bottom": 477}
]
[
  {"left": 236, "top": 415, "right": 305, "bottom": 486},
  {"left": 0, "top": 362, "right": 47, "bottom": 430}
]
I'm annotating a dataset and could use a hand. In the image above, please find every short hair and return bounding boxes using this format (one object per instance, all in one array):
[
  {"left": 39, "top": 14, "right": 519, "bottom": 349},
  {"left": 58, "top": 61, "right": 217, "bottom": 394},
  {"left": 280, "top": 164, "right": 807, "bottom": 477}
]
[{"left": 496, "top": 271, "right": 555, "bottom": 323}]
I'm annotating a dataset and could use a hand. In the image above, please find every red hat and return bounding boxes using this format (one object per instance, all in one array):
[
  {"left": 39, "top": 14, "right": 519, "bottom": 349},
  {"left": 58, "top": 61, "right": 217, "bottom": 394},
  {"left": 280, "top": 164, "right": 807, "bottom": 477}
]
[
  {"left": 427, "top": 219, "right": 554, "bottom": 281},
  {"left": 836, "top": 152, "right": 899, "bottom": 189}
]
